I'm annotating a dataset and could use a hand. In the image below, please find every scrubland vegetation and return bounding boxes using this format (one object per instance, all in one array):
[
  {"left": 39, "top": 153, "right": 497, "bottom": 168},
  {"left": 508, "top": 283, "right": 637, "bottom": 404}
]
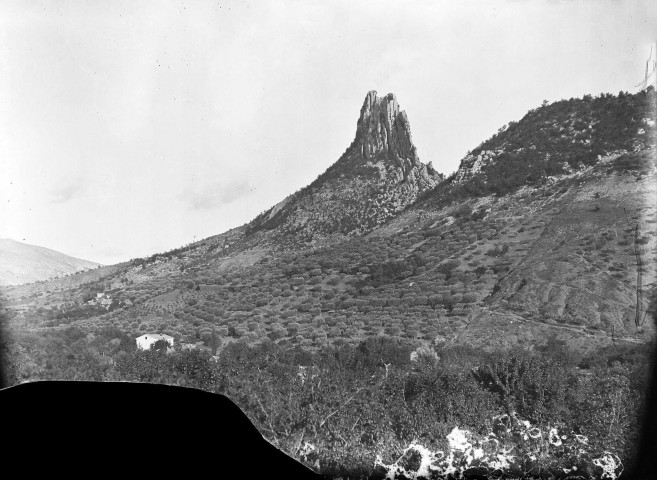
[
  {"left": 3, "top": 326, "right": 651, "bottom": 479},
  {"left": 420, "top": 88, "right": 656, "bottom": 206}
]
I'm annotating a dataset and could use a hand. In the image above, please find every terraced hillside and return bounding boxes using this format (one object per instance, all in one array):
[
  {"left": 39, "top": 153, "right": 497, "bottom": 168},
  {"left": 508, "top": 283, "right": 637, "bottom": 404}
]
[
  {"left": 3, "top": 89, "right": 655, "bottom": 356},
  {"left": 1, "top": 88, "right": 656, "bottom": 479}
]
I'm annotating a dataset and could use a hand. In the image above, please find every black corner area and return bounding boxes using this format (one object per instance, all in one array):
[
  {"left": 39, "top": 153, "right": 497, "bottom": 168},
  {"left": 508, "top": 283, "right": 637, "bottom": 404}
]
[{"left": 0, "top": 381, "right": 320, "bottom": 478}]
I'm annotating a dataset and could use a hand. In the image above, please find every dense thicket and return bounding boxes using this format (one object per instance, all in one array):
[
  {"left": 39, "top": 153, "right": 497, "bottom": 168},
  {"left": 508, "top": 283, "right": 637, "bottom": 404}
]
[{"left": 5, "top": 328, "right": 651, "bottom": 478}]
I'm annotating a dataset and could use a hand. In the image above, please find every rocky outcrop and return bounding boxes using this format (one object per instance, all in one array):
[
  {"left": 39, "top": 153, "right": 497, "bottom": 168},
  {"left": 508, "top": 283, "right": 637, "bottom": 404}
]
[
  {"left": 356, "top": 91, "right": 417, "bottom": 161},
  {"left": 354, "top": 91, "right": 438, "bottom": 187},
  {"left": 246, "top": 91, "right": 443, "bottom": 240},
  {"left": 454, "top": 149, "right": 503, "bottom": 183}
]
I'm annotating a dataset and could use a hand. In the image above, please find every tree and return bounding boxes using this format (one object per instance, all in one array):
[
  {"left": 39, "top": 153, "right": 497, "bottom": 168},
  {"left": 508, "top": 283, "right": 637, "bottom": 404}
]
[
  {"left": 150, "top": 339, "right": 170, "bottom": 352},
  {"left": 472, "top": 350, "right": 573, "bottom": 424}
]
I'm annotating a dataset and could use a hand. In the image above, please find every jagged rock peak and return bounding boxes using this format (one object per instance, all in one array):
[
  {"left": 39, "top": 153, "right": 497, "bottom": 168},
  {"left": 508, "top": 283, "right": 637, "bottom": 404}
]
[{"left": 355, "top": 90, "right": 418, "bottom": 162}]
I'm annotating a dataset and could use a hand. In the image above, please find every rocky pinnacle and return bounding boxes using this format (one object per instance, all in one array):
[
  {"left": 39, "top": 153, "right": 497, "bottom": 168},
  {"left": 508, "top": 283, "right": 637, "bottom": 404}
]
[
  {"left": 355, "top": 90, "right": 420, "bottom": 163},
  {"left": 245, "top": 89, "right": 443, "bottom": 237}
]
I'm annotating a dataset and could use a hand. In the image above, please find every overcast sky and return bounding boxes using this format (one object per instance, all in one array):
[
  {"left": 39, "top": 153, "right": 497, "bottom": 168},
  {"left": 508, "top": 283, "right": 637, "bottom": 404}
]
[{"left": 1, "top": 0, "right": 655, "bottom": 265}]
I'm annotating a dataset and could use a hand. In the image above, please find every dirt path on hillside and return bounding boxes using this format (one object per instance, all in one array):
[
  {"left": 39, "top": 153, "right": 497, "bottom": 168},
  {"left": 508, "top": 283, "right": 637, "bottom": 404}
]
[{"left": 510, "top": 312, "right": 646, "bottom": 345}]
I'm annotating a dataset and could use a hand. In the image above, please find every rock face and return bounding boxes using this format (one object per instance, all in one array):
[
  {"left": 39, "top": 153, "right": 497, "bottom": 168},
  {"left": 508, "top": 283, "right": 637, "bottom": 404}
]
[
  {"left": 454, "top": 149, "right": 502, "bottom": 184},
  {"left": 357, "top": 92, "right": 416, "bottom": 161},
  {"left": 353, "top": 91, "right": 439, "bottom": 186},
  {"left": 247, "top": 91, "right": 443, "bottom": 241}
]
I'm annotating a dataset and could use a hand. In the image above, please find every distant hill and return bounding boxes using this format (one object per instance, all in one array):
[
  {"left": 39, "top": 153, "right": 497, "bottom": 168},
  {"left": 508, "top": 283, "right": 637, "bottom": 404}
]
[{"left": 0, "top": 238, "right": 101, "bottom": 286}]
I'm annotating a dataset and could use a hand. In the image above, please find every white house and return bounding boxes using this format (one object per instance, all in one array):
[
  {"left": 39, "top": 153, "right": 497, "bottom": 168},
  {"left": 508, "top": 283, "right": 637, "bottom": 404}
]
[{"left": 136, "top": 333, "right": 174, "bottom": 351}]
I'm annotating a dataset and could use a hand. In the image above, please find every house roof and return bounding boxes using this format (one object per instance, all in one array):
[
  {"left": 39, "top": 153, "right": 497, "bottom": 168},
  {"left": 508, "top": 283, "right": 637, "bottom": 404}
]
[{"left": 136, "top": 333, "right": 174, "bottom": 341}]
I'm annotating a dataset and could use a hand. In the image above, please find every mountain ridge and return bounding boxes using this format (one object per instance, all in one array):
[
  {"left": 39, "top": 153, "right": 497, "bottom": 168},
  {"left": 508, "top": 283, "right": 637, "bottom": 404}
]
[
  {"left": 451, "top": 89, "right": 656, "bottom": 193},
  {"left": 0, "top": 238, "right": 101, "bottom": 286}
]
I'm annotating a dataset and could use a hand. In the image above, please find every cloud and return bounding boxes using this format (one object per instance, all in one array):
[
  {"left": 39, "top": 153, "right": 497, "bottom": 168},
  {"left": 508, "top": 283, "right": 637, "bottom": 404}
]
[
  {"left": 180, "top": 180, "right": 251, "bottom": 211},
  {"left": 49, "top": 182, "right": 85, "bottom": 204}
]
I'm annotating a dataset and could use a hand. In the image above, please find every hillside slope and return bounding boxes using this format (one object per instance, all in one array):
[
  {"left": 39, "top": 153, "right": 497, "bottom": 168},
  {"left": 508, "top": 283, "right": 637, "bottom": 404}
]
[
  {"left": 451, "top": 88, "right": 656, "bottom": 195},
  {"left": 2, "top": 89, "right": 655, "bottom": 353},
  {"left": 0, "top": 238, "right": 101, "bottom": 286},
  {"left": 3, "top": 88, "right": 655, "bottom": 480},
  {"left": 244, "top": 91, "right": 442, "bottom": 245}
]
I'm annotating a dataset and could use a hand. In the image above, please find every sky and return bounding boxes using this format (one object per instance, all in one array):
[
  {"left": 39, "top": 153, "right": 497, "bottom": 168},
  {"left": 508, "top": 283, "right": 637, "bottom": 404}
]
[{"left": 0, "top": 0, "right": 655, "bottom": 265}]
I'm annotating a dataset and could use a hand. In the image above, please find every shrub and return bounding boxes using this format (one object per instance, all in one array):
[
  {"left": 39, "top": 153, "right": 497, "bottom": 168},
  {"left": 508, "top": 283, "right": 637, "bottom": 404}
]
[
  {"left": 385, "top": 325, "right": 402, "bottom": 336},
  {"left": 360, "top": 286, "right": 375, "bottom": 296},
  {"left": 436, "top": 260, "right": 460, "bottom": 276},
  {"left": 453, "top": 204, "right": 473, "bottom": 218},
  {"left": 572, "top": 363, "right": 640, "bottom": 457},
  {"left": 473, "top": 350, "right": 574, "bottom": 424},
  {"left": 428, "top": 295, "right": 443, "bottom": 308},
  {"left": 414, "top": 296, "right": 429, "bottom": 306},
  {"left": 486, "top": 244, "right": 510, "bottom": 257},
  {"left": 462, "top": 293, "right": 477, "bottom": 303}
]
